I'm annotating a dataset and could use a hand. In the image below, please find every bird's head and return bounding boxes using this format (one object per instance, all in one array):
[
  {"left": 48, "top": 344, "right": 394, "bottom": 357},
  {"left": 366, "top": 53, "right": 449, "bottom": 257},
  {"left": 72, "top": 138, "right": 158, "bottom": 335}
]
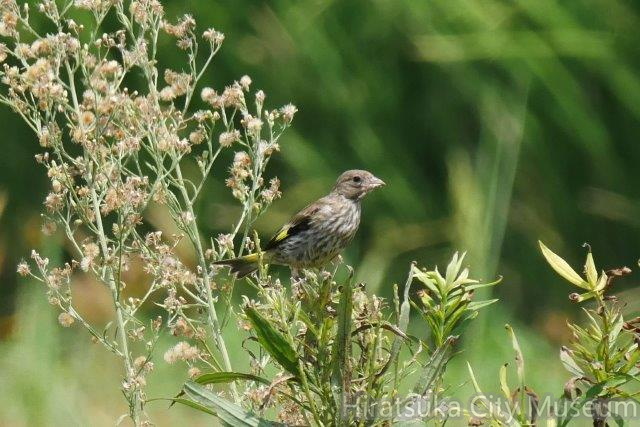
[{"left": 333, "top": 169, "right": 385, "bottom": 200}]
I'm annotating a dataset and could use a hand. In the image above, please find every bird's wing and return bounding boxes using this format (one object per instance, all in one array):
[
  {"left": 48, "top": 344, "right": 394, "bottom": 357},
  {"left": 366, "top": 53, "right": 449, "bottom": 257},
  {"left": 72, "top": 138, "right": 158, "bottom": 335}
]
[{"left": 263, "top": 198, "right": 332, "bottom": 251}]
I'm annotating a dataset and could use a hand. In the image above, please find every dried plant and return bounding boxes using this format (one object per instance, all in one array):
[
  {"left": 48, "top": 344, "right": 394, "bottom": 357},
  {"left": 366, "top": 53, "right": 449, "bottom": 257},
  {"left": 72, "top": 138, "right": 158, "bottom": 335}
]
[{"left": 4, "top": 0, "right": 294, "bottom": 424}]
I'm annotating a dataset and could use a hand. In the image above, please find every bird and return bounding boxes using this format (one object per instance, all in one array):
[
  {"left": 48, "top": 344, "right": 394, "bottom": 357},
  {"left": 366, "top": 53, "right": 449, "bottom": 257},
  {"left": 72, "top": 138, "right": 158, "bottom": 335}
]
[{"left": 213, "top": 169, "right": 385, "bottom": 278}]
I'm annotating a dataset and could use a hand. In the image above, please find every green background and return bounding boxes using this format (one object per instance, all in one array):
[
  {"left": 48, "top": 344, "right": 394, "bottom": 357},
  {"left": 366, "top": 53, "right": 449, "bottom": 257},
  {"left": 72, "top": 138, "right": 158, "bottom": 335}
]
[{"left": 1, "top": 0, "right": 639, "bottom": 424}]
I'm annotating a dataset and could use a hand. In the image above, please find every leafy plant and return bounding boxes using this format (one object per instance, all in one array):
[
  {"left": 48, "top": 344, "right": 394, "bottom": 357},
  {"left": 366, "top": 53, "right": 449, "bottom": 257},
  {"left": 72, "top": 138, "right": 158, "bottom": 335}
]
[
  {"left": 176, "top": 254, "right": 498, "bottom": 425},
  {"left": 539, "top": 242, "right": 639, "bottom": 426},
  {"left": 464, "top": 244, "right": 640, "bottom": 427}
]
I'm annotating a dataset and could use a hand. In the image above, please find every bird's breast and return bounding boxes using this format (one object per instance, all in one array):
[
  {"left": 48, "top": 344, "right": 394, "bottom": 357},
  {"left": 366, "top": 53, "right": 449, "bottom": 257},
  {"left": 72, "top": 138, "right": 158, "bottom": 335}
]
[{"left": 270, "top": 199, "right": 361, "bottom": 268}]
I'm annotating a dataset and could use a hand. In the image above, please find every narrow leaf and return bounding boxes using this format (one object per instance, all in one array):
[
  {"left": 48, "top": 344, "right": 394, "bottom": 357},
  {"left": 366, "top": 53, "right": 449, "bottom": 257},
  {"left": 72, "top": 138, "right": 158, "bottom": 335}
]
[
  {"left": 505, "top": 324, "right": 525, "bottom": 385},
  {"left": 609, "top": 314, "right": 624, "bottom": 347},
  {"left": 505, "top": 323, "right": 528, "bottom": 420},
  {"left": 245, "top": 307, "right": 300, "bottom": 378},
  {"left": 183, "top": 381, "right": 278, "bottom": 426},
  {"left": 169, "top": 397, "right": 217, "bottom": 416},
  {"left": 467, "top": 299, "right": 499, "bottom": 311},
  {"left": 412, "top": 335, "right": 457, "bottom": 395},
  {"left": 585, "top": 252, "right": 598, "bottom": 286},
  {"left": 411, "top": 265, "right": 439, "bottom": 294},
  {"left": 466, "top": 362, "right": 483, "bottom": 394},
  {"left": 539, "top": 241, "right": 588, "bottom": 288},
  {"left": 465, "top": 277, "right": 503, "bottom": 291},
  {"left": 559, "top": 347, "right": 584, "bottom": 377},
  {"left": 499, "top": 364, "right": 511, "bottom": 400},
  {"left": 595, "top": 273, "right": 607, "bottom": 291},
  {"left": 195, "top": 372, "right": 271, "bottom": 386},
  {"left": 445, "top": 252, "right": 462, "bottom": 286},
  {"left": 622, "top": 344, "right": 640, "bottom": 372}
]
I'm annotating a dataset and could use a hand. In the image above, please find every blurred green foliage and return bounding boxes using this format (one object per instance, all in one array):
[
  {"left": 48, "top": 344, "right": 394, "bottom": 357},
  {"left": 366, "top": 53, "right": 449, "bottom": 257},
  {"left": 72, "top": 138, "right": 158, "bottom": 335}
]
[{"left": 1, "top": 0, "right": 639, "bottom": 424}]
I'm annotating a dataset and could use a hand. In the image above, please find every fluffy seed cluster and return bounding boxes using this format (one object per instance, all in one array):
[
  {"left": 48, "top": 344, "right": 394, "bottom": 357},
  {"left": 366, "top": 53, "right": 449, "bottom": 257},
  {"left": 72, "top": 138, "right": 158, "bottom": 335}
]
[
  {"left": 163, "top": 341, "right": 200, "bottom": 364},
  {"left": 3, "top": 0, "right": 297, "bottom": 421}
]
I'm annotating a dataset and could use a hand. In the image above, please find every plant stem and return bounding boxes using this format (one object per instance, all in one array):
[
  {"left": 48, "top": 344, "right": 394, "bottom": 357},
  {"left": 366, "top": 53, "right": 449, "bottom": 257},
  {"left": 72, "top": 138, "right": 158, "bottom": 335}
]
[
  {"left": 89, "top": 188, "right": 141, "bottom": 426},
  {"left": 174, "top": 164, "right": 239, "bottom": 401},
  {"left": 298, "top": 358, "right": 323, "bottom": 426},
  {"left": 64, "top": 50, "right": 142, "bottom": 424}
]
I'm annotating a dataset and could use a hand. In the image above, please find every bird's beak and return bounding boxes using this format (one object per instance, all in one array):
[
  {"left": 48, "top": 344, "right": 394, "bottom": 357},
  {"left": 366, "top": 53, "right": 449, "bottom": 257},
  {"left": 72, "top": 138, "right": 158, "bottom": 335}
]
[{"left": 369, "top": 176, "right": 386, "bottom": 190}]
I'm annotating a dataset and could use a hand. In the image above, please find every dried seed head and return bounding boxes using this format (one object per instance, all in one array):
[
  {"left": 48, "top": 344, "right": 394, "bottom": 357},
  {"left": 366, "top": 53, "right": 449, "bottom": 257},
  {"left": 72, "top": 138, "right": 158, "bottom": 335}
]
[
  {"left": 58, "top": 312, "right": 75, "bottom": 327},
  {"left": 16, "top": 261, "right": 30, "bottom": 277},
  {"left": 219, "top": 129, "right": 240, "bottom": 147},
  {"left": 163, "top": 341, "right": 199, "bottom": 364},
  {"left": 281, "top": 103, "right": 298, "bottom": 124},
  {"left": 188, "top": 367, "right": 201, "bottom": 378},
  {"left": 239, "top": 75, "right": 252, "bottom": 91}
]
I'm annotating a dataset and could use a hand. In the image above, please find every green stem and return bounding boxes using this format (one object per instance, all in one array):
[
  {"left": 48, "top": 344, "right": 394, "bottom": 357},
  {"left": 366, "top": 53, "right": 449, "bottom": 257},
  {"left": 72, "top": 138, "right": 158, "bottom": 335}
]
[
  {"left": 65, "top": 49, "right": 141, "bottom": 424},
  {"left": 298, "top": 359, "right": 323, "bottom": 426},
  {"left": 174, "top": 164, "right": 239, "bottom": 401},
  {"left": 90, "top": 188, "right": 141, "bottom": 426}
]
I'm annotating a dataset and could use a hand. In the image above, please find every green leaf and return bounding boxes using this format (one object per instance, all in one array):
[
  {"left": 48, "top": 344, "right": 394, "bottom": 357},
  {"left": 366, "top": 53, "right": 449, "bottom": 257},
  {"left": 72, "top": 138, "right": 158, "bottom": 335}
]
[
  {"left": 622, "top": 345, "right": 640, "bottom": 373},
  {"left": 608, "top": 373, "right": 640, "bottom": 388},
  {"left": 195, "top": 372, "right": 271, "bottom": 386},
  {"left": 466, "top": 363, "right": 511, "bottom": 423},
  {"left": 466, "top": 362, "right": 483, "bottom": 394},
  {"left": 444, "top": 292, "right": 466, "bottom": 314},
  {"left": 559, "top": 347, "right": 584, "bottom": 377},
  {"left": 467, "top": 299, "right": 499, "bottom": 311},
  {"left": 449, "top": 311, "right": 479, "bottom": 337},
  {"left": 444, "top": 304, "right": 471, "bottom": 336},
  {"left": 609, "top": 313, "right": 624, "bottom": 347},
  {"left": 464, "top": 277, "right": 503, "bottom": 291},
  {"left": 582, "top": 309, "right": 603, "bottom": 338},
  {"left": 445, "top": 251, "right": 464, "bottom": 286},
  {"left": 183, "top": 381, "right": 279, "bottom": 426},
  {"left": 168, "top": 397, "right": 218, "bottom": 416},
  {"left": 398, "top": 336, "right": 456, "bottom": 423},
  {"left": 412, "top": 335, "right": 457, "bottom": 395},
  {"left": 244, "top": 307, "right": 300, "bottom": 378},
  {"left": 505, "top": 324, "right": 525, "bottom": 385},
  {"left": 539, "top": 241, "right": 589, "bottom": 289},
  {"left": 499, "top": 363, "right": 511, "bottom": 400},
  {"left": 595, "top": 273, "right": 607, "bottom": 291},
  {"left": 585, "top": 251, "right": 598, "bottom": 287},
  {"left": 411, "top": 265, "right": 439, "bottom": 294},
  {"left": 376, "top": 267, "right": 416, "bottom": 395},
  {"left": 505, "top": 323, "right": 528, "bottom": 422},
  {"left": 296, "top": 310, "right": 319, "bottom": 339}
]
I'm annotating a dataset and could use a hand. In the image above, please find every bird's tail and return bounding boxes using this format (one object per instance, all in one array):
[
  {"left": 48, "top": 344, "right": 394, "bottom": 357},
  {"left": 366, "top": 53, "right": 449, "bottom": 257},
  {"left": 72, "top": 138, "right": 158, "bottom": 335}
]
[{"left": 213, "top": 253, "right": 260, "bottom": 278}]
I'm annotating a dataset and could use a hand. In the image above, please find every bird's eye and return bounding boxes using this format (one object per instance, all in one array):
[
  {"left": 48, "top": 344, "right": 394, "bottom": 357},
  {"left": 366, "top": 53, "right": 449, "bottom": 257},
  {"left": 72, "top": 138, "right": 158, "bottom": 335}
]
[{"left": 352, "top": 176, "right": 362, "bottom": 183}]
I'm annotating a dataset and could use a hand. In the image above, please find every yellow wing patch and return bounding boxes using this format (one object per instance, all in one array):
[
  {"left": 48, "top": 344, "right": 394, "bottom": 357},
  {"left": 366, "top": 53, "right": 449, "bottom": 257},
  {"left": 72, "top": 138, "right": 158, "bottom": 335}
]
[
  {"left": 243, "top": 253, "right": 260, "bottom": 262},
  {"left": 274, "top": 227, "right": 289, "bottom": 243}
]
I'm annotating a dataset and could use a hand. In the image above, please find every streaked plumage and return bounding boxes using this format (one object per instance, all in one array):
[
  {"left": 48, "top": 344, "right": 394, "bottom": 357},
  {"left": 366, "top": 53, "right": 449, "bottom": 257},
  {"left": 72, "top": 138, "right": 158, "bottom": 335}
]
[{"left": 214, "top": 170, "right": 385, "bottom": 278}]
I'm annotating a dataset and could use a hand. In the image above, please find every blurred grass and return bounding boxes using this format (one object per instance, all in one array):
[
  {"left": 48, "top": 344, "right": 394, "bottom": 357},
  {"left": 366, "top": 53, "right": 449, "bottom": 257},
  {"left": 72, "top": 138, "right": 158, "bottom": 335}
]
[{"left": 2, "top": 0, "right": 640, "bottom": 424}]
